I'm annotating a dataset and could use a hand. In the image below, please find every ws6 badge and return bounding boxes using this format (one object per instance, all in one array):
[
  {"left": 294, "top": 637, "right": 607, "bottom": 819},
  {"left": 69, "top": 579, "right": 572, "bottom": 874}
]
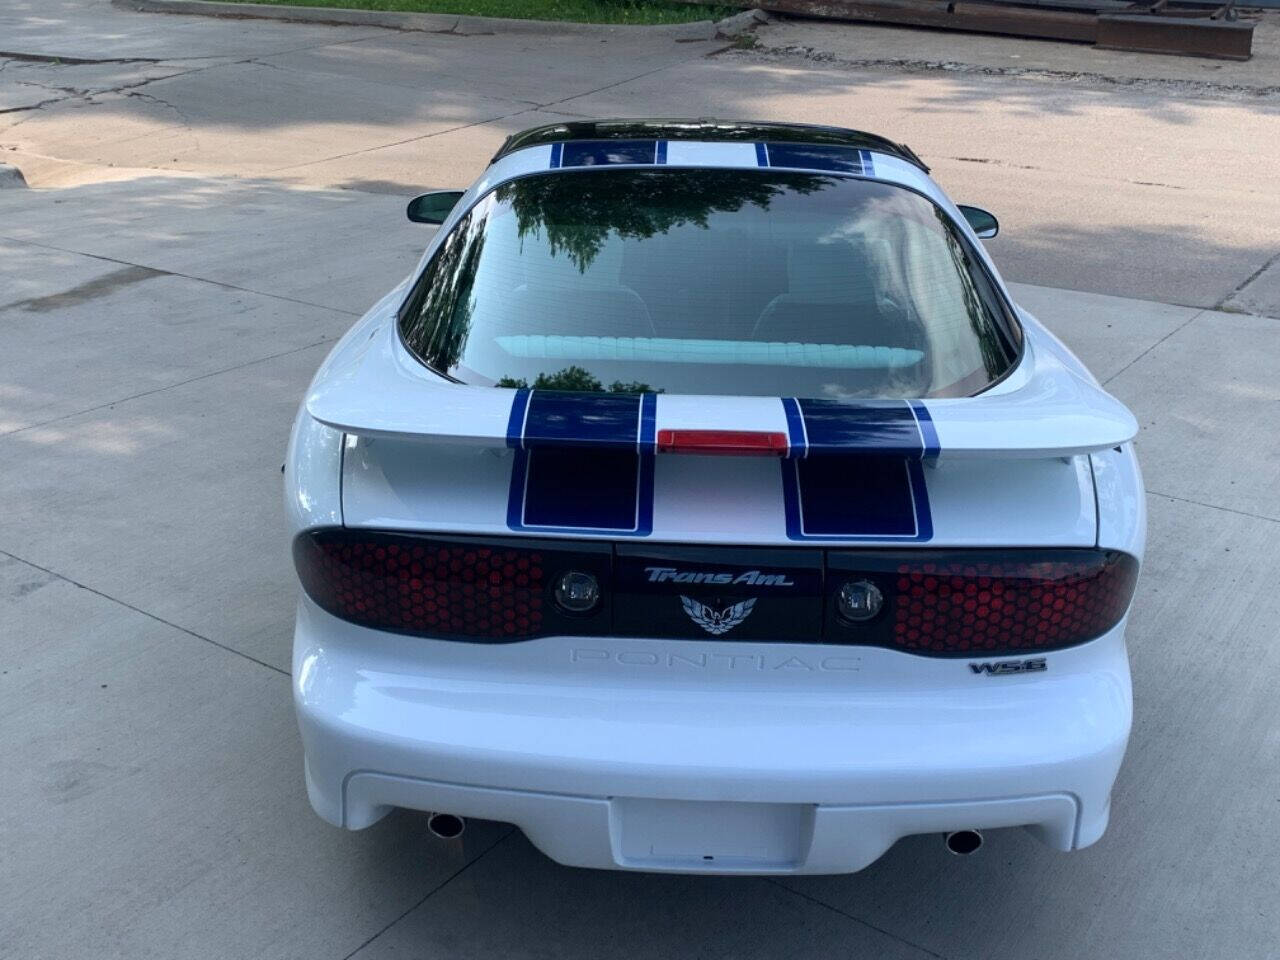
[{"left": 969, "top": 657, "right": 1047, "bottom": 676}]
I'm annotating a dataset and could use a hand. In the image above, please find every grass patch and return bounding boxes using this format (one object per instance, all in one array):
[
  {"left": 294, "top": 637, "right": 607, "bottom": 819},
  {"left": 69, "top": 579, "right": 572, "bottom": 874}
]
[{"left": 215, "top": 0, "right": 738, "bottom": 25}]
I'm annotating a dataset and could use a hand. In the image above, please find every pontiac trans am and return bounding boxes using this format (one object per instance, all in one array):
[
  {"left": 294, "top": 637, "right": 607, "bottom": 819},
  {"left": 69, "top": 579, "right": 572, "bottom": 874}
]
[{"left": 284, "top": 119, "right": 1144, "bottom": 874}]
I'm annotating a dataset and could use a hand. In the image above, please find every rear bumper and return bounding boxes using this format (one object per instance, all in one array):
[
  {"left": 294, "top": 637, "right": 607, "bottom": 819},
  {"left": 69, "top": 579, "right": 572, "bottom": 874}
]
[{"left": 294, "top": 597, "right": 1132, "bottom": 875}]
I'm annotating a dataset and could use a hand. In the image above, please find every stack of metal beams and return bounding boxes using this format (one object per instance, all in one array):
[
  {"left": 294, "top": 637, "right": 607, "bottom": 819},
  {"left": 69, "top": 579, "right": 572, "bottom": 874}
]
[{"left": 706, "top": 0, "right": 1257, "bottom": 60}]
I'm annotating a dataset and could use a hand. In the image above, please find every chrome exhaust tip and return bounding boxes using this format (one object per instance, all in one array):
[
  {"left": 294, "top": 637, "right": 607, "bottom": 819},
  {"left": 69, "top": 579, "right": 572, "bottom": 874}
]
[
  {"left": 944, "top": 829, "right": 983, "bottom": 856},
  {"left": 427, "top": 812, "right": 465, "bottom": 840}
]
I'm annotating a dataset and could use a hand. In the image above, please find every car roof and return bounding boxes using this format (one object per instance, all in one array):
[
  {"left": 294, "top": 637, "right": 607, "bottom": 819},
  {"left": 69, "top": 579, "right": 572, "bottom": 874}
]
[{"left": 491, "top": 118, "right": 929, "bottom": 173}]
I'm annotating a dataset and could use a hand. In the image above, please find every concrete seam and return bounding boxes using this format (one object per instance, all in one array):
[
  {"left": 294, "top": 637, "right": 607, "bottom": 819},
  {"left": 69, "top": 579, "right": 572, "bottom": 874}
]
[
  {"left": 264, "top": 111, "right": 514, "bottom": 173},
  {"left": 1101, "top": 309, "right": 1205, "bottom": 386},
  {"left": 1215, "top": 247, "right": 1280, "bottom": 311},
  {"left": 764, "top": 878, "right": 949, "bottom": 959},
  {"left": 267, "top": 54, "right": 701, "bottom": 174},
  {"left": 0, "top": 61, "right": 231, "bottom": 116},
  {"left": 0, "top": 234, "right": 363, "bottom": 315},
  {"left": 0, "top": 36, "right": 387, "bottom": 128},
  {"left": 0, "top": 31, "right": 387, "bottom": 65},
  {"left": 0, "top": 338, "right": 332, "bottom": 439},
  {"left": 242, "top": 49, "right": 543, "bottom": 107},
  {"left": 0, "top": 548, "right": 291, "bottom": 677},
  {"left": 341, "top": 827, "right": 517, "bottom": 960},
  {"left": 0, "top": 95, "right": 70, "bottom": 116},
  {"left": 1146, "top": 490, "right": 1280, "bottom": 525},
  {"left": 539, "top": 56, "right": 701, "bottom": 111},
  {"left": 0, "top": 50, "right": 164, "bottom": 65}
]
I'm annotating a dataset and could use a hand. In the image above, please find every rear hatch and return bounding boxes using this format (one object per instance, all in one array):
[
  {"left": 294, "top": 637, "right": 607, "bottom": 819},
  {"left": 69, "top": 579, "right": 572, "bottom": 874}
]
[
  {"left": 301, "top": 318, "right": 1137, "bottom": 654},
  {"left": 317, "top": 315, "right": 1126, "bottom": 552}
]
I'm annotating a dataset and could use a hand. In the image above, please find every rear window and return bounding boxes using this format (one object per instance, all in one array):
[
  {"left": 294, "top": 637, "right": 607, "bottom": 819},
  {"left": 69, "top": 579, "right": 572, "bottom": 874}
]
[{"left": 398, "top": 168, "right": 1019, "bottom": 398}]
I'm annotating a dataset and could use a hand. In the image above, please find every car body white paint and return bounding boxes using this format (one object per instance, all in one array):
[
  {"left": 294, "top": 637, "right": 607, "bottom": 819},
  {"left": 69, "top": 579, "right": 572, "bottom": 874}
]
[{"left": 285, "top": 125, "right": 1145, "bottom": 874}]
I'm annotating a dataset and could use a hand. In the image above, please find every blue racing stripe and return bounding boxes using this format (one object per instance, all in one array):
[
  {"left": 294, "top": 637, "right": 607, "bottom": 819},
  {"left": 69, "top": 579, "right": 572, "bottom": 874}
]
[
  {"left": 754, "top": 142, "right": 769, "bottom": 167},
  {"left": 549, "top": 142, "right": 563, "bottom": 169},
  {"left": 762, "top": 143, "right": 866, "bottom": 174},
  {"left": 859, "top": 148, "right": 875, "bottom": 176},
  {"left": 639, "top": 392, "right": 658, "bottom": 453},
  {"left": 781, "top": 397, "right": 933, "bottom": 541},
  {"left": 522, "top": 391, "right": 643, "bottom": 450},
  {"left": 781, "top": 397, "right": 807, "bottom": 458},
  {"left": 560, "top": 140, "right": 659, "bottom": 167},
  {"left": 522, "top": 448, "right": 644, "bottom": 532},
  {"left": 783, "top": 457, "right": 929, "bottom": 540},
  {"left": 505, "top": 388, "right": 531, "bottom": 449},
  {"left": 795, "top": 398, "right": 925, "bottom": 458},
  {"left": 910, "top": 400, "right": 939, "bottom": 460},
  {"left": 506, "top": 391, "right": 654, "bottom": 536},
  {"left": 505, "top": 448, "right": 528, "bottom": 531},
  {"left": 656, "top": 140, "right": 668, "bottom": 165}
]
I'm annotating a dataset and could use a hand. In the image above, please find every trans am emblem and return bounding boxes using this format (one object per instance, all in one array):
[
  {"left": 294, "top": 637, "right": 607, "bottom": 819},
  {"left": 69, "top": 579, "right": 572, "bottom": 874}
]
[{"left": 680, "top": 596, "right": 756, "bottom": 636}]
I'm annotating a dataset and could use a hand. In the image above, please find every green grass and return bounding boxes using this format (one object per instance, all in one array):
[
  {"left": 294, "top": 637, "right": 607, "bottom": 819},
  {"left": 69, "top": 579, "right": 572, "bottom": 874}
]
[{"left": 217, "top": 0, "right": 738, "bottom": 25}]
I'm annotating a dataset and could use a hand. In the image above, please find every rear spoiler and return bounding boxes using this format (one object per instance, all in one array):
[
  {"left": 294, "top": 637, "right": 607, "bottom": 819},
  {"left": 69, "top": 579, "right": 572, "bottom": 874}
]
[{"left": 307, "top": 326, "right": 1136, "bottom": 461}]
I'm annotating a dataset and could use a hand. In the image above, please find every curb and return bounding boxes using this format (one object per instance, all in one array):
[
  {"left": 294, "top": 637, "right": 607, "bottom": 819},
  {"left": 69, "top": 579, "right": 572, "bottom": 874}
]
[
  {"left": 110, "top": 0, "right": 724, "bottom": 41},
  {"left": 0, "top": 162, "right": 28, "bottom": 189},
  {"left": 715, "top": 8, "right": 772, "bottom": 37}
]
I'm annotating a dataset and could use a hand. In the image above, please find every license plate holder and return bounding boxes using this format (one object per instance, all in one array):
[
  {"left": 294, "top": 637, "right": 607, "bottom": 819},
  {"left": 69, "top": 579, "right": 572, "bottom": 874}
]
[{"left": 612, "top": 799, "right": 814, "bottom": 870}]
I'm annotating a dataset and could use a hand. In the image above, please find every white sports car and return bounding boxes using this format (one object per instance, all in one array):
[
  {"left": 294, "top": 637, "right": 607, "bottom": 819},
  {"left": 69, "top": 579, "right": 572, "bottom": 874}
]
[{"left": 285, "top": 119, "right": 1144, "bottom": 874}]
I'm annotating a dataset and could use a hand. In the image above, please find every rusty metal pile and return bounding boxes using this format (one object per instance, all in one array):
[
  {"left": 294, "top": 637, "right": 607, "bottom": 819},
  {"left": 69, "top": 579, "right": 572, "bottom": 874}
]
[{"left": 710, "top": 0, "right": 1257, "bottom": 59}]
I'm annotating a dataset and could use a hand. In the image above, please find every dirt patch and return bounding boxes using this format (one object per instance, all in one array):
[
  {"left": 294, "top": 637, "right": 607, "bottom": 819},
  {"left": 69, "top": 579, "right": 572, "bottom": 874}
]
[{"left": 3, "top": 265, "right": 166, "bottom": 312}]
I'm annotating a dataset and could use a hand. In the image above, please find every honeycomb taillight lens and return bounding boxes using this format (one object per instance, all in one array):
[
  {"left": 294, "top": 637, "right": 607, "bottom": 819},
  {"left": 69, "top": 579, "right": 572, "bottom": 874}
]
[
  {"left": 829, "top": 549, "right": 1139, "bottom": 655},
  {"left": 890, "top": 552, "right": 1138, "bottom": 654},
  {"left": 297, "top": 531, "right": 1138, "bottom": 655},
  {"left": 293, "top": 529, "right": 610, "bottom": 641}
]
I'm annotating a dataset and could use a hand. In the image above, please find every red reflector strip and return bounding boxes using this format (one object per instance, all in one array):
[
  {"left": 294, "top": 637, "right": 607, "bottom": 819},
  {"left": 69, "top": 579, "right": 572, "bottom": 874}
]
[{"left": 656, "top": 429, "right": 789, "bottom": 456}]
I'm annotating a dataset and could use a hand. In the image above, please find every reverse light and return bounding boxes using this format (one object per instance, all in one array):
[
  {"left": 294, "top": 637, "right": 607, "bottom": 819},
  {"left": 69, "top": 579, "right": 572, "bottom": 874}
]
[
  {"left": 554, "top": 570, "right": 600, "bottom": 613},
  {"left": 836, "top": 578, "right": 883, "bottom": 622}
]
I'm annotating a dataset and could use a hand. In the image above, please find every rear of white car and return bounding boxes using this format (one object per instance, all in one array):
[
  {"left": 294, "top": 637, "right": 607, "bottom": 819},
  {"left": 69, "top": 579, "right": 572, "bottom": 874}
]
[{"left": 285, "top": 120, "right": 1144, "bottom": 874}]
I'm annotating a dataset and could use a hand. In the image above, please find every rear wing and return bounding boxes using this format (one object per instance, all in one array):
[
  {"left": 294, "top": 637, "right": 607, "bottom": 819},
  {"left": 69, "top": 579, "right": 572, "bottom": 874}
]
[{"left": 306, "top": 325, "right": 1136, "bottom": 461}]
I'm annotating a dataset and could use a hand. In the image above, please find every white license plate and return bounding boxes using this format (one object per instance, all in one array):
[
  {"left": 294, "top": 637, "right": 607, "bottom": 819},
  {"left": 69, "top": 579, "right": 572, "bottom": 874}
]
[{"left": 612, "top": 798, "right": 813, "bottom": 870}]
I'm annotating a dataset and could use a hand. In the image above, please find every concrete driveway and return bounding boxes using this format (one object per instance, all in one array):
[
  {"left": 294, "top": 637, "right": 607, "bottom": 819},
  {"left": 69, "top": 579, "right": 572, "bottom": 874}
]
[{"left": 2, "top": 3, "right": 1278, "bottom": 958}]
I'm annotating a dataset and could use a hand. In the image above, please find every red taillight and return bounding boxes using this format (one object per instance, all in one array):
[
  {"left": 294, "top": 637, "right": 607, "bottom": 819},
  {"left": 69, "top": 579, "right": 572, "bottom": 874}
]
[
  {"left": 656, "top": 429, "right": 789, "bottom": 456},
  {"left": 298, "top": 531, "right": 1137, "bottom": 656},
  {"left": 295, "top": 530, "right": 548, "bottom": 639},
  {"left": 885, "top": 552, "right": 1138, "bottom": 654}
]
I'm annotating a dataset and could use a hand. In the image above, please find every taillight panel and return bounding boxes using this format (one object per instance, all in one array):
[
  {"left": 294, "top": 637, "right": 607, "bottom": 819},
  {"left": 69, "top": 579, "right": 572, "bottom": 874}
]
[
  {"left": 294, "top": 529, "right": 1138, "bottom": 655},
  {"left": 825, "top": 549, "right": 1139, "bottom": 656},
  {"left": 293, "top": 529, "right": 611, "bottom": 642}
]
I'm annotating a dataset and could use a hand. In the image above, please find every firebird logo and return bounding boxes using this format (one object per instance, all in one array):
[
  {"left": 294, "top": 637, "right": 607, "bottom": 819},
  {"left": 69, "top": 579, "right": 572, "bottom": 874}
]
[{"left": 681, "top": 596, "right": 756, "bottom": 636}]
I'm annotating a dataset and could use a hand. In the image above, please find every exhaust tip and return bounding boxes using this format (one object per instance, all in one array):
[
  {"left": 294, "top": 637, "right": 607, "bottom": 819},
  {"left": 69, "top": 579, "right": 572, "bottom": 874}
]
[
  {"left": 945, "top": 829, "right": 983, "bottom": 856},
  {"left": 427, "top": 812, "right": 465, "bottom": 840}
]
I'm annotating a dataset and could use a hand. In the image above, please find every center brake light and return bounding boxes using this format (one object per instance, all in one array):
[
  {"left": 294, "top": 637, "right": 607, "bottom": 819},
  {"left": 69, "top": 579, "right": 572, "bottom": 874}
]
[{"left": 656, "top": 429, "right": 789, "bottom": 456}]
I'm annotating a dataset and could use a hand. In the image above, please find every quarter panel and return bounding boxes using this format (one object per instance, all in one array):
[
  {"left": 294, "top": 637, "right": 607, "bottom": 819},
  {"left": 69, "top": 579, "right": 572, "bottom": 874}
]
[
  {"left": 284, "top": 408, "right": 343, "bottom": 535},
  {"left": 1092, "top": 443, "right": 1147, "bottom": 559}
]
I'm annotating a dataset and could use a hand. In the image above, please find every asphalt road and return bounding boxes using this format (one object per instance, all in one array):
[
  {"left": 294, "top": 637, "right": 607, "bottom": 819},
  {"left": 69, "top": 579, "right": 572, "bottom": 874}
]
[{"left": 1, "top": 3, "right": 1278, "bottom": 959}]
